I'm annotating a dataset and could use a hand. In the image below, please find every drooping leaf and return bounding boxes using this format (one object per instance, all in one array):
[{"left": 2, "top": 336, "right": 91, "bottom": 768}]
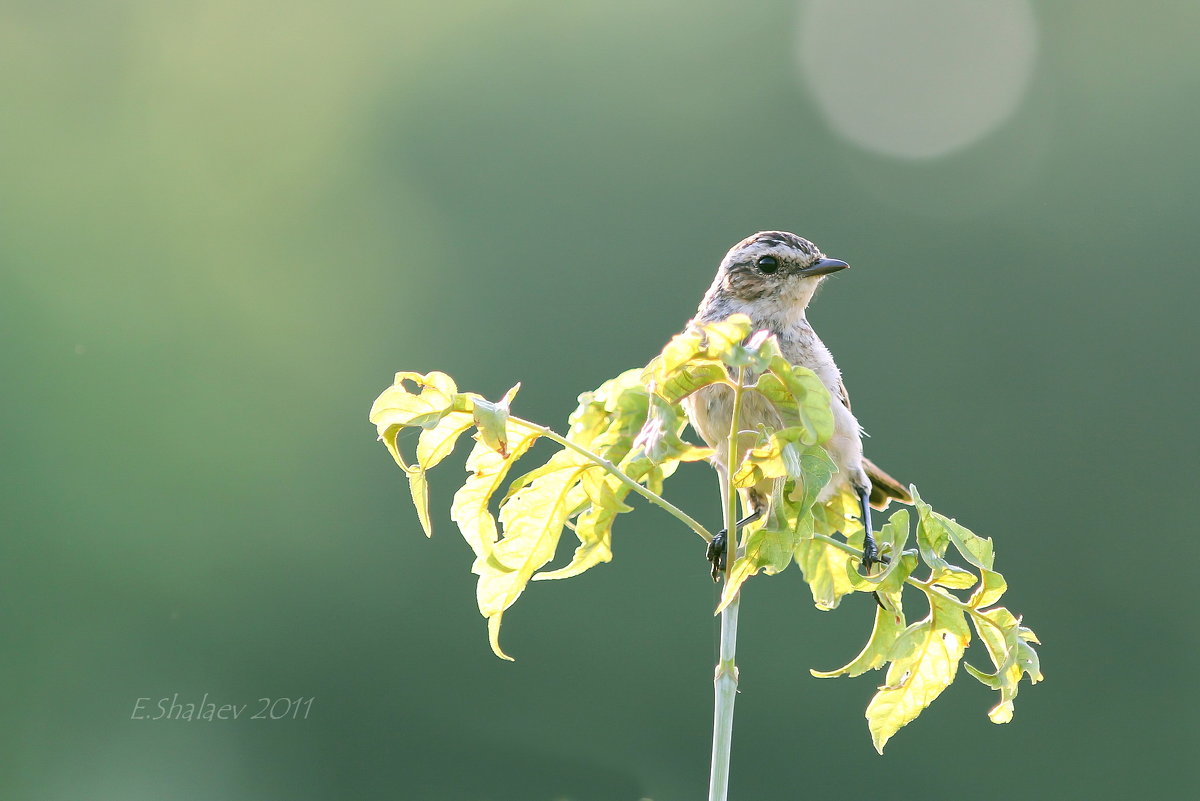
[
  {"left": 371, "top": 372, "right": 478, "bottom": 536},
  {"left": 449, "top": 423, "right": 541, "bottom": 560},
  {"left": 371, "top": 373, "right": 460, "bottom": 469},
  {"left": 406, "top": 468, "right": 431, "bottom": 538},
  {"left": 963, "top": 606, "right": 1043, "bottom": 723},
  {"left": 719, "top": 482, "right": 795, "bottom": 610},
  {"left": 914, "top": 491, "right": 1007, "bottom": 608},
  {"left": 535, "top": 471, "right": 630, "bottom": 581},
  {"left": 794, "top": 533, "right": 874, "bottom": 610},
  {"left": 404, "top": 410, "right": 477, "bottom": 536},
  {"left": 417, "top": 411, "right": 476, "bottom": 471},
  {"left": 912, "top": 488, "right": 978, "bottom": 592},
  {"left": 812, "top": 602, "right": 907, "bottom": 678},
  {"left": 866, "top": 590, "right": 971, "bottom": 753},
  {"left": 477, "top": 450, "right": 592, "bottom": 659}
]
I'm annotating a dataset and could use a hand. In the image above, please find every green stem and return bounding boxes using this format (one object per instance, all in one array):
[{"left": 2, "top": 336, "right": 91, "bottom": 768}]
[
  {"left": 723, "top": 368, "right": 746, "bottom": 576},
  {"left": 709, "top": 367, "right": 746, "bottom": 801},
  {"left": 510, "top": 416, "right": 715, "bottom": 544}
]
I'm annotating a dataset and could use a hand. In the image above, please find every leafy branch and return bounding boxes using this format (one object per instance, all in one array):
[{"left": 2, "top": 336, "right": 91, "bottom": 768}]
[{"left": 369, "top": 314, "right": 1042, "bottom": 754}]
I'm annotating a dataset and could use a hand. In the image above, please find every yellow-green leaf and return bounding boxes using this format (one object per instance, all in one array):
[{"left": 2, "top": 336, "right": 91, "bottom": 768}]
[
  {"left": 476, "top": 452, "right": 591, "bottom": 659},
  {"left": 812, "top": 602, "right": 907, "bottom": 678},
  {"left": 910, "top": 487, "right": 983, "bottom": 592},
  {"left": 852, "top": 508, "right": 913, "bottom": 589},
  {"left": 866, "top": 591, "right": 971, "bottom": 753},
  {"left": 653, "top": 361, "right": 730, "bottom": 405},
  {"left": 747, "top": 356, "right": 834, "bottom": 445},
  {"left": 450, "top": 424, "right": 540, "bottom": 560},
  {"left": 370, "top": 371, "right": 462, "bottom": 432},
  {"left": 964, "top": 606, "right": 1043, "bottom": 723},
  {"left": 535, "top": 471, "right": 628, "bottom": 581},
  {"left": 813, "top": 489, "right": 861, "bottom": 539},
  {"left": 402, "top": 410, "right": 477, "bottom": 536},
  {"left": 717, "top": 521, "right": 796, "bottom": 612},
  {"left": 488, "top": 613, "right": 514, "bottom": 662},
  {"left": 795, "top": 535, "right": 861, "bottom": 610},
  {"left": 634, "top": 394, "right": 713, "bottom": 465},
  {"left": 731, "top": 427, "right": 810, "bottom": 489},
  {"left": 912, "top": 487, "right": 950, "bottom": 562},
  {"left": 699, "top": 314, "right": 754, "bottom": 360},
  {"left": 790, "top": 447, "right": 839, "bottom": 511},
  {"left": 417, "top": 411, "right": 475, "bottom": 470},
  {"left": 654, "top": 328, "right": 705, "bottom": 378},
  {"left": 936, "top": 511, "right": 1007, "bottom": 608},
  {"left": 406, "top": 468, "right": 431, "bottom": 538}
]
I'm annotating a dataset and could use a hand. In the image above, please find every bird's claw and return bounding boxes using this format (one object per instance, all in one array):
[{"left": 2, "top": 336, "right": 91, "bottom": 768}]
[
  {"left": 857, "top": 539, "right": 891, "bottom": 576},
  {"left": 707, "top": 530, "right": 727, "bottom": 582}
]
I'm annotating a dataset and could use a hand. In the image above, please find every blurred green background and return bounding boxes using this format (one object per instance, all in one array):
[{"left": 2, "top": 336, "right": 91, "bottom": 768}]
[{"left": 2, "top": 1, "right": 1195, "bottom": 798}]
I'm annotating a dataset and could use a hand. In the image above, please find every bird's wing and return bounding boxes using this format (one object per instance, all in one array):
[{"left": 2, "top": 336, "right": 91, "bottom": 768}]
[
  {"left": 864, "top": 457, "right": 912, "bottom": 509},
  {"left": 838, "top": 378, "right": 912, "bottom": 509},
  {"left": 835, "top": 378, "right": 852, "bottom": 412}
]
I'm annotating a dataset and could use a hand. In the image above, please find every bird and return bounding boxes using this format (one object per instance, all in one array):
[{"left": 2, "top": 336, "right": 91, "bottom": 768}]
[{"left": 681, "top": 231, "right": 911, "bottom": 581}]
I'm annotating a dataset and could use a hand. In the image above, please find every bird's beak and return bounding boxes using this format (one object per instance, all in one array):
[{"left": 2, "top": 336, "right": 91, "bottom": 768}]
[{"left": 796, "top": 258, "right": 849, "bottom": 278}]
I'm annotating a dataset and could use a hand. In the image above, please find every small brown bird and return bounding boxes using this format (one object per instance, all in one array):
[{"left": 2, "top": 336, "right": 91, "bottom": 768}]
[{"left": 682, "top": 231, "right": 911, "bottom": 580}]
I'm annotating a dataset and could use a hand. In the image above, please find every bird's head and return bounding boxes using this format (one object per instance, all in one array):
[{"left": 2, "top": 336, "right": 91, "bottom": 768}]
[{"left": 709, "top": 231, "right": 849, "bottom": 312}]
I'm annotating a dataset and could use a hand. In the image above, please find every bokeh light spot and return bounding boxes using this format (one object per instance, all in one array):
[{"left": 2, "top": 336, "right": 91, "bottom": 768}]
[{"left": 797, "top": 0, "right": 1038, "bottom": 159}]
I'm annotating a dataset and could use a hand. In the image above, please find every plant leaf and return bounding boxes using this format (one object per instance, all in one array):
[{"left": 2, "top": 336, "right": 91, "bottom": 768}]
[
  {"left": 402, "top": 410, "right": 477, "bottom": 536},
  {"left": 653, "top": 362, "right": 730, "bottom": 405},
  {"left": 812, "top": 602, "right": 907, "bottom": 678},
  {"left": 917, "top": 494, "right": 1008, "bottom": 608},
  {"left": 699, "top": 314, "right": 755, "bottom": 361},
  {"left": 634, "top": 394, "right": 713, "bottom": 465},
  {"left": 449, "top": 423, "right": 541, "bottom": 561},
  {"left": 534, "top": 471, "right": 629, "bottom": 581},
  {"left": 370, "top": 371, "right": 463, "bottom": 435},
  {"left": 731, "top": 427, "right": 811, "bottom": 489},
  {"left": 417, "top": 411, "right": 476, "bottom": 471},
  {"left": 718, "top": 520, "right": 797, "bottom": 612},
  {"left": 476, "top": 450, "right": 591, "bottom": 659},
  {"left": 794, "top": 535, "right": 863, "bottom": 611},
  {"left": 911, "top": 487, "right": 979, "bottom": 592},
  {"left": 866, "top": 590, "right": 971, "bottom": 753},
  {"left": 747, "top": 357, "right": 835, "bottom": 445},
  {"left": 406, "top": 468, "right": 431, "bottom": 538},
  {"left": 964, "top": 606, "right": 1043, "bottom": 723}
]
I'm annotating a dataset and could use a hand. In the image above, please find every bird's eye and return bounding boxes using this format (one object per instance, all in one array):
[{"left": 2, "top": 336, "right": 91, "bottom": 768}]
[{"left": 756, "top": 255, "right": 779, "bottom": 274}]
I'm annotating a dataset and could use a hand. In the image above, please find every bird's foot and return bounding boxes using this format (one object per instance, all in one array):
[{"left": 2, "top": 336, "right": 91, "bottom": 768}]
[
  {"left": 857, "top": 534, "right": 891, "bottom": 576},
  {"left": 707, "top": 530, "right": 727, "bottom": 582}
]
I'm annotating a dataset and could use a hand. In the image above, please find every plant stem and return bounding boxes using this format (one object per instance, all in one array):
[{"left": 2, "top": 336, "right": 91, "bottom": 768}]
[
  {"left": 509, "top": 416, "right": 715, "bottom": 544},
  {"left": 709, "top": 367, "right": 746, "bottom": 801}
]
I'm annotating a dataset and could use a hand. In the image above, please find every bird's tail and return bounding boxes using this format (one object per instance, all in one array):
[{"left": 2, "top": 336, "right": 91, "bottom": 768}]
[{"left": 863, "top": 457, "right": 912, "bottom": 510}]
